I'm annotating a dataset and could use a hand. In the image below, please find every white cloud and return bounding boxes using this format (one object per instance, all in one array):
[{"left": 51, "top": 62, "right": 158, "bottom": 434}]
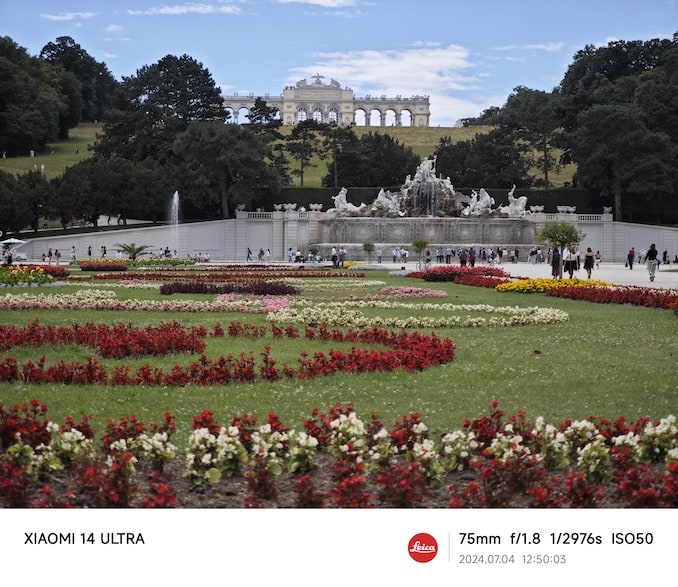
[
  {"left": 104, "top": 24, "right": 124, "bottom": 33},
  {"left": 492, "top": 42, "right": 564, "bottom": 52},
  {"left": 40, "top": 12, "right": 96, "bottom": 22},
  {"left": 104, "top": 52, "right": 118, "bottom": 59},
  {"left": 274, "top": 0, "right": 360, "bottom": 6},
  {"left": 127, "top": 3, "right": 241, "bottom": 16},
  {"left": 290, "top": 44, "right": 477, "bottom": 94}
]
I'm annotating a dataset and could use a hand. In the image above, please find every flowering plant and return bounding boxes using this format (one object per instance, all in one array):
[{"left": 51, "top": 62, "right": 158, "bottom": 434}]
[
  {"left": 184, "top": 425, "right": 247, "bottom": 485},
  {"left": 440, "top": 429, "right": 479, "bottom": 471}
]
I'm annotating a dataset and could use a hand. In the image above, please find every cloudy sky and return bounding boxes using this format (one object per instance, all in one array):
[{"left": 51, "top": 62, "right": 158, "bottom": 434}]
[{"left": 3, "top": 0, "right": 677, "bottom": 126}]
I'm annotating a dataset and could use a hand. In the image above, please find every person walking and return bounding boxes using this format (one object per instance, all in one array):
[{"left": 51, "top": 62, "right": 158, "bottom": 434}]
[
  {"left": 563, "top": 247, "right": 576, "bottom": 278},
  {"left": 646, "top": 243, "right": 659, "bottom": 282},
  {"left": 583, "top": 247, "right": 595, "bottom": 279},
  {"left": 627, "top": 247, "right": 635, "bottom": 269},
  {"left": 551, "top": 248, "right": 561, "bottom": 278}
]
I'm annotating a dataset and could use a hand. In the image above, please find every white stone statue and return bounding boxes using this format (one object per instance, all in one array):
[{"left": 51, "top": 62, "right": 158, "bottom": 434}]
[
  {"left": 462, "top": 190, "right": 478, "bottom": 216},
  {"left": 328, "top": 187, "right": 366, "bottom": 214},
  {"left": 475, "top": 188, "right": 495, "bottom": 213},
  {"left": 372, "top": 188, "right": 405, "bottom": 216},
  {"left": 463, "top": 188, "right": 494, "bottom": 216},
  {"left": 499, "top": 185, "right": 528, "bottom": 217},
  {"left": 373, "top": 188, "right": 390, "bottom": 209},
  {"left": 413, "top": 156, "right": 436, "bottom": 182}
]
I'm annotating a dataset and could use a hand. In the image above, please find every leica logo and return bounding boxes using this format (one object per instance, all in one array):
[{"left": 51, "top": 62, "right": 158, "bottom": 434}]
[
  {"left": 408, "top": 533, "right": 438, "bottom": 562},
  {"left": 410, "top": 541, "right": 436, "bottom": 553}
]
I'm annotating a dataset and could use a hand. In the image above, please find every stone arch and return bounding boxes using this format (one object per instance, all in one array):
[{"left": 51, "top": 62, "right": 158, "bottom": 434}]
[
  {"left": 296, "top": 106, "right": 309, "bottom": 123},
  {"left": 354, "top": 108, "right": 367, "bottom": 126},
  {"left": 368, "top": 108, "right": 382, "bottom": 126},
  {"left": 384, "top": 108, "right": 398, "bottom": 126},
  {"left": 327, "top": 106, "right": 340, "bottom": 124},
  {"left": 237, "top": 106, "right": 250, "bottom": 123},
  {"left": 312, "top": 105, "right": 324, "bottom": 123},
  {"left": 225, "top": 107, "right": 236, "bottom": 123},
  {"left": 400, "top": 108, "right": 413, "bottom": 127}
]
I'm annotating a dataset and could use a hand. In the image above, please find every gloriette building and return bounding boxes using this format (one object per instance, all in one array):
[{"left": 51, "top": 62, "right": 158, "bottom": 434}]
[{"left": 222, "top": 75, "right": 430, "bottom": 127}]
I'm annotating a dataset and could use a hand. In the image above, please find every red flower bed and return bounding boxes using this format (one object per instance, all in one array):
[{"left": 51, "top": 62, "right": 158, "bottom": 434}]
[
  {"left": 545, "top": 285, "right": 678, "bottom": 309},
  {"left": 1, "top": 401, "right": 676, "bottom": 508},
  {"left": 0, "top": 320, "right": 206, "bottom": 358},
  {"left": 20, "top": 264, "right": 71, "bottom": 279},
  {"left": 0, "top": 321, "right": 455, "bottom": 386},
  {"left": 79, "top": 261, "right": 128, "bottom": 272}
]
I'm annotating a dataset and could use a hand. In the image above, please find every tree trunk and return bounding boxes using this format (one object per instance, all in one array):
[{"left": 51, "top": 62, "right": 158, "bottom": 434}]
[{"left": 613, "top": 179, "right": 623, "bottom": 221}]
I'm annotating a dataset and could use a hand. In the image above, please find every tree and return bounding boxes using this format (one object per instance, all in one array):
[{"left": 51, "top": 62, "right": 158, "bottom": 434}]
[
  {"left": 319, "top": 124, "right": 358, "bottom": 188},
  {"left": 172, "top": 122, "right": 280, "bottom": 219},
  {"left": 569, "top": 104, "right": 676, "bottom": 221},
  {"left": 40, "top": 36, "right": 117, "bottom": 123},
  {"left": 411, "top": 238, "right": 429, "bottom": 267},
  {"left": 0, "top": 169, "right": 30, "bottom": 235},
  {"left": 538, "top": 221, "right": 583, "bottom": 279},
  {"left": 0, "top": 37, "right": 69, "bottom": 154},
  {"left": 286, "top": 120, "right": 323, "bottom": 187},
  {"left": 434, "top": 127, "right": 532, "bottom": 188},
  {"left": 362, "top": 241, "right": 375, "bottom": 264},
  {"left": 114, "top": 242, "right": 152, "bottom": 261},
  {"left": 323, "top": 131, "right": 420, "bottom": 187},
  {"left": 245, "top": 98, "right": 291, "bottom": 186},
  {"left": 246, "top": 97, "right": 282, "bottom": 132},
  {"left": 501, "top": 86, "right": 562, "bottom": 187},
  {"left": 17, "top": 169, "right": 54, "bottom": 232},
  {"left": 95, "top": 54, "right": 227, "bottom": 163}
]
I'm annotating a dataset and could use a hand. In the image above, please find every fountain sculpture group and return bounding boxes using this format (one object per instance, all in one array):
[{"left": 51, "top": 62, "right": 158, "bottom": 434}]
[
  {"left": 317, "top": 156, "right": 537, "bottom": 258},
  {"left": 327, "top": 156, "right": 529, "bottom": 219}
]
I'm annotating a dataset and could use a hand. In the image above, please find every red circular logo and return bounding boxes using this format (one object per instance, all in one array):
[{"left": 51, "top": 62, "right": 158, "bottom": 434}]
[{"left": 408, "top": 533, "right": 438, "bottom": 563}]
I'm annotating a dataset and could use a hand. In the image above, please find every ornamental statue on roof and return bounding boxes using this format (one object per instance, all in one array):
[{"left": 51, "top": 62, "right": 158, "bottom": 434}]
[{"left": 296, "top": 74, "right": 342, "bottom": 89}]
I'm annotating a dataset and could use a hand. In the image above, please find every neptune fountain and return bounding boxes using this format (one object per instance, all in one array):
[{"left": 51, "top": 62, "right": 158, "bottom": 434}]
[
  {"left": 318, "top": 157, "right": 535, "bottom": 257},
  {"left": 327, "top": 156, "right": 528, "bottom": 219}
]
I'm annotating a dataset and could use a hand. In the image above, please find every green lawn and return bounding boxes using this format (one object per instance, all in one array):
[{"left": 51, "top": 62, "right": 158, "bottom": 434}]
[
  {"left": 0, "top": 124, "right": 99, "bottom": 180},
  {"left": 1, "top": 268, "right": 675, "bottom": 448}
]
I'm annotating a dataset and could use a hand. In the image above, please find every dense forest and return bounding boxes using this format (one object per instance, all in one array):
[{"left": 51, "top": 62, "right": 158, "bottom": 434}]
[{"left": 1, "top": 32, "right": 677, "bottom": 235}]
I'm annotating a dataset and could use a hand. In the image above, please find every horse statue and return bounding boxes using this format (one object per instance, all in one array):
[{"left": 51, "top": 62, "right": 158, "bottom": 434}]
[
  {"left": 475, "top": 188, "right": 495, "bottom": 213},
  {"left": 328, "top": 187, "right": 367, "bottom": 214},
  {"left": 498, "top": 185, "right": 528, "bottom": 217},
  {"left": 462, "top": 190, "right": 478, "bottom": 216},
  {"left": 463, "top": 188, "right": 494, "bottom": 215}
]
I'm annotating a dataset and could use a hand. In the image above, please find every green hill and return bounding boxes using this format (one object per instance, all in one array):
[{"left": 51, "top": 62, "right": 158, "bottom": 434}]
[
  {"left": 1, "top": 123, "right": 574, "bottom": 187},
  {"left": 0, "top": 124, "right": 99, "bottom": 180}
]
